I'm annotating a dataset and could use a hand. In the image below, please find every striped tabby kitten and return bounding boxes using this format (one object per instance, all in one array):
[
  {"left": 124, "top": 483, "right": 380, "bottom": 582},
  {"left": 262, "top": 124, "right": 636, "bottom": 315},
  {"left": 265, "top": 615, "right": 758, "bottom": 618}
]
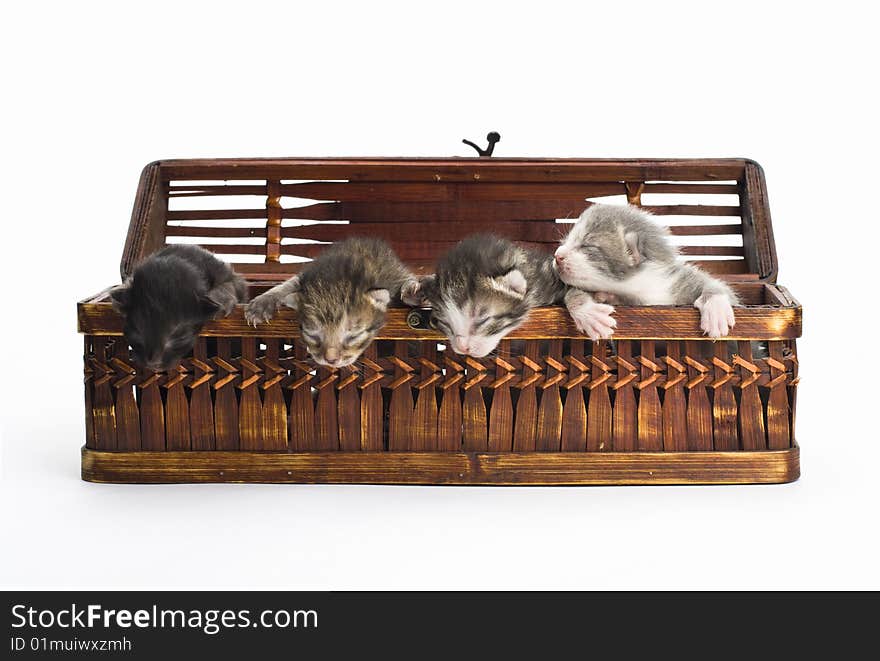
[
  {"left": 245, "top": 237, "right": 416, "bottom": 368},
  {"left": 402, "top": 234, "right": 566, "bottom": 358}
]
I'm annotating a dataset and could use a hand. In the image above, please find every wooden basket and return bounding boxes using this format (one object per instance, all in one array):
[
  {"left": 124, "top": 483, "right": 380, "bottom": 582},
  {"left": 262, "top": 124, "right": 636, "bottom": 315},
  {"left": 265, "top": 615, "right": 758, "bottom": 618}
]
[{"left": 78, "top": 157, "right": 801, "bottom": 485}]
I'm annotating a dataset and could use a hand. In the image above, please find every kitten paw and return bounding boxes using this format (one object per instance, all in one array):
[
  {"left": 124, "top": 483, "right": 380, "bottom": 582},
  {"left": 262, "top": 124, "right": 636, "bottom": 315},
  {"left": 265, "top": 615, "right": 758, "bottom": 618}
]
[
  {"left": 695, "top": 294, "right": 736, "bottom": 339},
  {"left": 400, "top": 279, "right": 425, "bottom": 307},
  {"left": 204, "top": 291, "right": 238, "bottom": 319},
  {"left": 214, "top": 298, "right": 237, "bottom": 319},
  {"left": 569, "top": 302, "right": 617, "bottom": 340},
  {"left": 244, "top": 294, "right": 279, "bottom": 327}
]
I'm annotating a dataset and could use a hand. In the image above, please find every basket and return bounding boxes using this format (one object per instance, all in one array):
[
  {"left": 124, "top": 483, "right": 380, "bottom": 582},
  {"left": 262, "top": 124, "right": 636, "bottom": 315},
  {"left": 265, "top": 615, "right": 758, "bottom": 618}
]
[{"left": 78, "top": 157, "right": 801, "bottom": 484}]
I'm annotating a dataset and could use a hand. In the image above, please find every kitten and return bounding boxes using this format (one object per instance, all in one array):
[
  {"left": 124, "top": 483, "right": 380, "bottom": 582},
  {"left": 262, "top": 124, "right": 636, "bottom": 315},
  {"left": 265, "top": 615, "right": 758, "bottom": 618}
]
[
  {"left": 402, "top": 234, "right": 566, "bottom": 358},
  {"left": 554, "top": 204, "right": 740, "bottom": 339},
  {"left": 110, "top": 244, "right": 247, "bottom": 371},
  {"left": 245, "top": 237, "right": 415, "bottom": 369}
]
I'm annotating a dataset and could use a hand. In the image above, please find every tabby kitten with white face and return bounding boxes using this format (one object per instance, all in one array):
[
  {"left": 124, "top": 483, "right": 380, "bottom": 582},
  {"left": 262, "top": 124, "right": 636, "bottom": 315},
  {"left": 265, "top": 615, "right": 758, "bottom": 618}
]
[
  {"left": 403, "top": 234, "right": 566, "bottom": 358},
  {"left": 246, "top": 237, "right": 415, "bottom": 368}
]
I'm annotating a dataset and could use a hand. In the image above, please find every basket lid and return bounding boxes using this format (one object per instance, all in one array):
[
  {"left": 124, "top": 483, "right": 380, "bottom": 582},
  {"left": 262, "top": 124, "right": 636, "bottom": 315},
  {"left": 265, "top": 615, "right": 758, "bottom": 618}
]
[{"left": 121, "top": 157, "right": 778, "bottom": 283}]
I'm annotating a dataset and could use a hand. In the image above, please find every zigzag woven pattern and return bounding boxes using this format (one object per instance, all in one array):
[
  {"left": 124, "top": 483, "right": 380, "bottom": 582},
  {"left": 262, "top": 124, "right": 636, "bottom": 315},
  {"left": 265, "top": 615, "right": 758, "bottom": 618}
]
[{"left": 84, "top": 336, "right": 798, "bottom": 453}]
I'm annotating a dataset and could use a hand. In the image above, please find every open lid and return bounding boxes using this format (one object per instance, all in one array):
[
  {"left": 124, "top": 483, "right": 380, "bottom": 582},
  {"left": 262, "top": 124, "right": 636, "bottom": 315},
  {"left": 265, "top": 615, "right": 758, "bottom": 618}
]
[{"left": 121, "top": 157, "right": 778, "bottom": 283}]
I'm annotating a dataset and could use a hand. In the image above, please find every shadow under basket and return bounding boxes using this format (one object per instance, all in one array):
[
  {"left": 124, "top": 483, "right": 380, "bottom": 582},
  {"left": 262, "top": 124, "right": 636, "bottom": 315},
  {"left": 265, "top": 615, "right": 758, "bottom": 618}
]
[{"left": 78, "top": 157, "right": 801, "bottom": 485}]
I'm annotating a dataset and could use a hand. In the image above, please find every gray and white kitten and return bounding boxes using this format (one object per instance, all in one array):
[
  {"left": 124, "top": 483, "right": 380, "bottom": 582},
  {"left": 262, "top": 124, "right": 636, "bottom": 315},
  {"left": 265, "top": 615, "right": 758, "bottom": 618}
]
[
  {"left": 402, "top": 234, "right": 566, "bottom": 357},
  {"left": 554, "top": 204, "right": 740, "bottom": 339},
  {"left": 245, "top": 237, "right": 416, "bottom": 369},
  {"left": 110, "top": 244, "right": 247, "bottom": 372}
]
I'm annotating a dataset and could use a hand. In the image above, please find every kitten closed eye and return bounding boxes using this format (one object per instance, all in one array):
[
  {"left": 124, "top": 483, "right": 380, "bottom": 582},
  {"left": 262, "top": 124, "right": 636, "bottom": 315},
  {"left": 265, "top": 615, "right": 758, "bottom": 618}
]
[
  {"left": 301, "top": 330, "right": 320, "bottom": 344},
  {"left": 343, "top": 331, "right": 366, "bottom": 347}
]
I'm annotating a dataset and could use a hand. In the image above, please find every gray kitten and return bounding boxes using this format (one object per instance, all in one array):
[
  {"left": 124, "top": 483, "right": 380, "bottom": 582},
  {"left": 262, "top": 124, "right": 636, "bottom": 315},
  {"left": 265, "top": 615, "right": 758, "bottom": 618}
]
[
  {"left": 110, "top": 244, "right": 247, "bottom": 371},
  {"left": 554, "top": 204, "right": 740, "bottom": 339},
  {"left": 402, "top": 234, "right": 566, "bottom": 357},
  {"left": 245, "top": 237, "right": 416, "bottom": 369}
]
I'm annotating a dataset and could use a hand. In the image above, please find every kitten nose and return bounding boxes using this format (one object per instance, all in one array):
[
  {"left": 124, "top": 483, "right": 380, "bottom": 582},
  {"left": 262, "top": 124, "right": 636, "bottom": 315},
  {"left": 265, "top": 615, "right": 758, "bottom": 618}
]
[
  {"left": 453, "top": 336, "right": 469, "bottom": 353},
  {"left": 554, "top": 250, "right": 565, "bottom": 264}
]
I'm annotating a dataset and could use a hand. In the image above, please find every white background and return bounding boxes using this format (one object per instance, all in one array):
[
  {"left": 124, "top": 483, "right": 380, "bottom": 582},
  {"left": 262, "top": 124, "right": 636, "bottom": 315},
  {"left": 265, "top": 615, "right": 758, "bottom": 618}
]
[{"left": 1, "top": 1, "right": 877, "bottom": 590}]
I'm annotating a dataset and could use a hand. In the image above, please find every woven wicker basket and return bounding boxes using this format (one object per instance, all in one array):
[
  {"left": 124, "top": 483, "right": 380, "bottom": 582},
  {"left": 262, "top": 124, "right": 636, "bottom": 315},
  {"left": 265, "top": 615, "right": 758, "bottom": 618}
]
[{"left": 78, "top": 157, "right": 801, "bottom": 484}]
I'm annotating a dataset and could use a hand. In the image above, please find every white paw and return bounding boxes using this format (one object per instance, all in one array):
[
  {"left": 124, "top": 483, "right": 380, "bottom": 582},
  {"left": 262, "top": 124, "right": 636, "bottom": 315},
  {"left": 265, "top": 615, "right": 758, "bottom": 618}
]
[
  {"left": 569, "top": 302, "right": 617, "bottom": 340},
  {"left": 695, "top": 294, "right": 736, "bottom": 339},
  {"left": 244, "top": 294, "right": 279, "bottom": 327}
]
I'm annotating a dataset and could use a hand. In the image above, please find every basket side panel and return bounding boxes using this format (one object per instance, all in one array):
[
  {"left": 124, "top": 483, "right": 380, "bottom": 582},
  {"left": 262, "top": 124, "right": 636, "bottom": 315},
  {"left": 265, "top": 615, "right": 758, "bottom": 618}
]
[{"left": 82, "top": 332, "right": 797, "bottom": 456}]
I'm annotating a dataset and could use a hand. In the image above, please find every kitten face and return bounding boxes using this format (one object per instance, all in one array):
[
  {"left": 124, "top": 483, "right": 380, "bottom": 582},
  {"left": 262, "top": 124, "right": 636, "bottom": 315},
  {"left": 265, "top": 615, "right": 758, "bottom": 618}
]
[
  {"left": 295, "top": 289, "right": 388, "bottom": 368},
  {"left": 123, "top": 315, "right": 204, "bottom": 373},
  {"left": 554, "top": 209, "right": 639, "bottom": 291},
  {"left": 112, "top": 283, "right": 215, "bottom": 372},
  {"left": 111, "top": 245, "right": 244, "bottom": 372},
  {"left": 416, "top": 270, "right": 529, "bottom": 358}
]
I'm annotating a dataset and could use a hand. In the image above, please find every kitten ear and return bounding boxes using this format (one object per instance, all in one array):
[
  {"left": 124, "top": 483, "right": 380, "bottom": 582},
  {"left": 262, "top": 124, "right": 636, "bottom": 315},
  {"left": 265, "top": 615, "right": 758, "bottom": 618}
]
[
  {"left": 109, "top": 282, "right": 131, "bottom": 315},
  {"left": 366, "top": 288, "right": 391, "bottom": 311},
  {"left": 401, "top": 276, "right": 434, "bottom": 307},
  {"left": 491, "top": 269, "right": 527, "bottom": 299},
  {"left": 623, "top": 231, "right": 643, "bottom": 266}
]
